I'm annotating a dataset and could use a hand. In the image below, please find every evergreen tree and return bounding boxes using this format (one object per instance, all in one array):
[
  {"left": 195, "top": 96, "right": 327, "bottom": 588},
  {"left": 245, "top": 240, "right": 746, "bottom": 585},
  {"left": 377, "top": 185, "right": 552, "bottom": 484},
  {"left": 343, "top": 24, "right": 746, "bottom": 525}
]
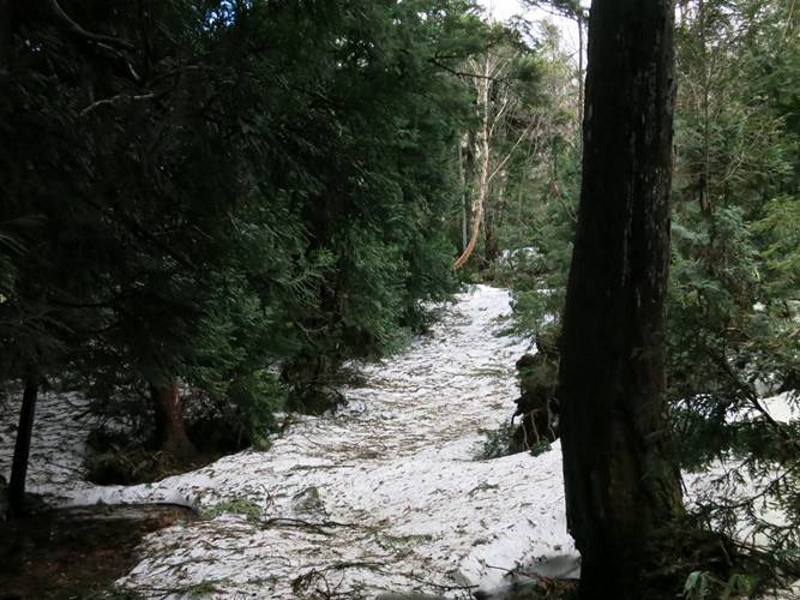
[{"left": 0, "top": 0, "right": 489, "bottom": 513}]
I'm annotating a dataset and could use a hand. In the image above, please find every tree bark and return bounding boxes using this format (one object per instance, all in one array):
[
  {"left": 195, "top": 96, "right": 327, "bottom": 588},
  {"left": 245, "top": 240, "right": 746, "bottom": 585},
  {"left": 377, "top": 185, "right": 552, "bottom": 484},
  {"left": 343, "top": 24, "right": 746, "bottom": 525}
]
[
  {"left": 454, "top": 50, "right": 530, "bottom": 270},
  {"left": 150, "top": 382, "right": 195, "bottom": 459},
  {"left": 483, "top": 198, "right": 499, "bottom": 266},
  {"left": 577, "top": 11, "right": 584, "bottom": 128},
  {"left": 454, "top": 55, "right": 492, "bottom": 270},
  {"left": 0, "top": 0, "right": 12, "bottom": 72},
  {"left": 458, "top": 139, "right": 469, "bottom": 252},
  {"left": 557, "top": 1, "right": 683, "bottom": 599},
  {"left": 8, "top": 371, "right": 39, "bottom": 517},
  {"left": 483, "top": 174, "right": 504, "bottom": 266}
]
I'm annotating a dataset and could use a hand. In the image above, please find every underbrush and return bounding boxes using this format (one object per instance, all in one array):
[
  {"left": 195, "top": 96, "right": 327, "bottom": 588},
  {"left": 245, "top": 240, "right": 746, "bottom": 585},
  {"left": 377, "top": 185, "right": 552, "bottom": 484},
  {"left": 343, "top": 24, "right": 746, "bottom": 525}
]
[
  {"left": 476, "top": 420, "right": 518, "bottom": 460},
  {"left": 83, "top": 387, "right": 283, "bottom": 485},
  {"left": 476, "top": 420, "right": 554, "bottom": 461},
  {"left": 200, "top": 498, "right": 264, "bottom": 522},
  {"left": 84, "top": 427, "right": 239, "bottom": 487},
  {"left": 643, "top": 523, "right": 796, "bottom": 600}
]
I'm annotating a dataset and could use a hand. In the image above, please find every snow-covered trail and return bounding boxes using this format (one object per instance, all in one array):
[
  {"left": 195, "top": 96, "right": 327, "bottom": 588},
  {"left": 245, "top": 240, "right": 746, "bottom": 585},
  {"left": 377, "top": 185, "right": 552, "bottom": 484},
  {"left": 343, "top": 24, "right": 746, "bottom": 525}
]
[
  {"left": 0, "top": 285, "right": 578, "bottom": 598},
  {"left": 3, "top": 284, "right": 798, "bottom": 598}
]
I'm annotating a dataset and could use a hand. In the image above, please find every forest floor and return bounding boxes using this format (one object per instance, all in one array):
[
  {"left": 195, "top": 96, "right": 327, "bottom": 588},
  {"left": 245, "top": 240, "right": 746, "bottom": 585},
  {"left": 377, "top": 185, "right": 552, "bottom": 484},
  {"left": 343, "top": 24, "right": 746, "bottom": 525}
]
[
  {"left": 1, "top": 285, "right": 579, "bottom": 599},
  {"left": 0, "top": 504, "right": 195, "bottom": 599},
  {"left": 0, "top": 285, "right": 797, "bottom": 599}
]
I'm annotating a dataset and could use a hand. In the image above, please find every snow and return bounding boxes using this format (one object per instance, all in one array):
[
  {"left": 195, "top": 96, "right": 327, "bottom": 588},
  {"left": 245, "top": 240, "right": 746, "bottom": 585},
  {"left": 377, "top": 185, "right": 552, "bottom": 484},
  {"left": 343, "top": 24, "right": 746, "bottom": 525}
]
[
  {"left": 758, "top": 394, "right": 799, "bottom": 424},
  {"left": 1, "top": 284, "right": 797, "bottom": 598},
  {"left": 682, "top": 392, "right": 798, "bottom": 551},
  {"left": 498, "top": 247, "right": 541, "bottom": 265},
  {"left": 0, "top": 285, "right": 577, "bottom": 598}
]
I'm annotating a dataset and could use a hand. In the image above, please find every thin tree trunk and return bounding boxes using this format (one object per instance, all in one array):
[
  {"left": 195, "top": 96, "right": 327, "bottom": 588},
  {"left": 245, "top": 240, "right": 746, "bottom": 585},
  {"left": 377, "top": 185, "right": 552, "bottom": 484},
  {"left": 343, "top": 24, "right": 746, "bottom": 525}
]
[
  {"left": 484, "top": 174, "right": 504, "bottom": 265},
  {"left": 699, "top": 0, "right": 712, "bottom": 214},
  {"left": 577, "top": 12, "right": 584, "bottom": 128},
  {"left": 150, "top": 382, "right": 195, "bottom": 459},
  {"left": 558, "top": 1, "right": 683, "bottom": 598},
  {"left": 454, "top": 129, "right": 490, "bottom": 269},
  {"left": 454, "top": 58, "right": 492, "bottom": 270},
  {"left": 483, "top": 204, "right": 497, "bottom": 266},
  {"left": 8, "top": 371, "right": 39, "bottom": 517},
  {"left": 458, "top": 140, "right": 469, "bottom": 252}
]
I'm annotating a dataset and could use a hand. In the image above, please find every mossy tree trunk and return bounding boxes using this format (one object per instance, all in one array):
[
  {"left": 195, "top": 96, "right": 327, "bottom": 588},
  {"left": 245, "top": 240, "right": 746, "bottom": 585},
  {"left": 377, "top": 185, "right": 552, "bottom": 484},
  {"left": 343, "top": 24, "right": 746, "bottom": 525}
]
[{"left": 557, "top": 1, "right": 684, "bottom": 598}]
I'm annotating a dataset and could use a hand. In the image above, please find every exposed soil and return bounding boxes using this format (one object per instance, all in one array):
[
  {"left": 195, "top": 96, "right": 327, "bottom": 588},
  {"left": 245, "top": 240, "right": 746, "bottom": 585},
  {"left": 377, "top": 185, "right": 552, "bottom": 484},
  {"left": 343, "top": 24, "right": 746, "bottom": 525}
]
[{"left": 0, "top": 503, "right": 195, "bottom": 599}]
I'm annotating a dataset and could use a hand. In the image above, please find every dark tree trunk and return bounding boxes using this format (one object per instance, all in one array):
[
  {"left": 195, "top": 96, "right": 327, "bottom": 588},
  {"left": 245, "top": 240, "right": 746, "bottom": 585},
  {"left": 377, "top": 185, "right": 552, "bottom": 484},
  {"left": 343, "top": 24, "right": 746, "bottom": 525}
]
[
  {"left": 150, "top": 382, "right": 195, "bottom": 459},
  {"left": 458, "top": 141, "right": 469, "bottom": 253},
  {"left": 0, "top": 0, "right": 12, "bottom": 72},
  {"left": 557, "top": 1, "right": 683, "bottom": 599},
  {"left": 8, "top": 372, "right": 39, "bottom": 517},
  {"left": 577, "top": 12, "right": 584, "bottom": 128}
]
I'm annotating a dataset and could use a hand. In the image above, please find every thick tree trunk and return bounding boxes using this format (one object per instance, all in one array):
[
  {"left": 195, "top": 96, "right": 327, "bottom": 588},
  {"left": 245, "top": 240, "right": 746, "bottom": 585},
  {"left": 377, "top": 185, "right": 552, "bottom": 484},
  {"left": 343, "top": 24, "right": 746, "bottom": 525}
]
[
  {"left": 8, "top": 372, "right": 39, "bottom": 517},
  {"left": 150, "top": 382, "right": 195, "bottom": 459},
  {"left": 557, "top": 1, "right": 683, "bottom": 599}
]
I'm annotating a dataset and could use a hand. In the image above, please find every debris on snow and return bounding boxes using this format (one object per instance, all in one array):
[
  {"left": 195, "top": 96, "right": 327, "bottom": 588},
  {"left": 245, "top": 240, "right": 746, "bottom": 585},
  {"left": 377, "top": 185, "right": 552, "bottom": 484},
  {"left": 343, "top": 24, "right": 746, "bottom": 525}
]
[
  {"left": 1, "top": 285, "right": 576, "bottom": 598},
  {"left": 1, "top": 284, "right": 796, "bottom": 598}
]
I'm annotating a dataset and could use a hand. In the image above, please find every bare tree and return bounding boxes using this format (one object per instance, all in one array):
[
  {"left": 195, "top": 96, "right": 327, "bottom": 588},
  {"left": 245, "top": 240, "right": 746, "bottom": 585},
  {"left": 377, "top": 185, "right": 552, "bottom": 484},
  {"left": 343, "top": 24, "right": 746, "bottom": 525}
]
[{"left": 455, "top": 49, "right": 537, "bottom": 269}]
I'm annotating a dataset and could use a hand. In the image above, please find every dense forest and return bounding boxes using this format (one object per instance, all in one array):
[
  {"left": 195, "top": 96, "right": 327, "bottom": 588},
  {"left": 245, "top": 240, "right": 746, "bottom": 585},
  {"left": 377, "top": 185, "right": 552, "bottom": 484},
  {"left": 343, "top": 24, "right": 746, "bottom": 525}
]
[{"left": 0, "top": 0, "right": 798, "bottom": 599}]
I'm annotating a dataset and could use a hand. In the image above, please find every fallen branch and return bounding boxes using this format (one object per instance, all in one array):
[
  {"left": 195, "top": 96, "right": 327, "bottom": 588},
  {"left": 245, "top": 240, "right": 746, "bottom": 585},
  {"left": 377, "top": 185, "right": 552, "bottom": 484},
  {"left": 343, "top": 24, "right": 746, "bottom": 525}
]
[{"left": 260, "top": 516, "right": 360, "bottom": 535}]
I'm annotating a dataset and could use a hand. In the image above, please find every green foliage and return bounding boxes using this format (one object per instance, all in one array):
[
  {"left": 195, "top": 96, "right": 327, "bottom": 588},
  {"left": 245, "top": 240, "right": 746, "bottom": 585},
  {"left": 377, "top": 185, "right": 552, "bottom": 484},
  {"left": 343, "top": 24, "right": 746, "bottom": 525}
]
[
  {"left": 683, "top": 571, "right": 756, "bottom": 600},
  {"left": 475, "top": 423, "right": 551, "bottom": 459},
  {"left": 665, "top": 10, "right": 800, "bottom": 573},
  {"left": 503, "top": 183, "right": 578, "bottom": 341},
  {"left": 494, "top": 22, "right": 581, "bottom": 330},
  {"left": 754, "top": 196, "right": 800, "bottom": 300},
  {"left": 0, "top": 0, "right": 490, "bottom": 458},
  {"left": 667, "top": 200, "right": 800, "bottom": 574},
  {"left": 501, "top": 0, "right": 800, "bottom": 588},
  {"left": 476, "top": 420, "right": 518, "bottom": 460},
  {"left": 201, "top": 498, "right": 264, "bottom": 523},
  {"left": 84, "top": 446, "right": 170, "bottom": 487},
  {"left": 667, "top": 1, "right": 800, "bottom": 585},
  {"left": 529, "top": 439, "right": 552, "bottom": 457}
]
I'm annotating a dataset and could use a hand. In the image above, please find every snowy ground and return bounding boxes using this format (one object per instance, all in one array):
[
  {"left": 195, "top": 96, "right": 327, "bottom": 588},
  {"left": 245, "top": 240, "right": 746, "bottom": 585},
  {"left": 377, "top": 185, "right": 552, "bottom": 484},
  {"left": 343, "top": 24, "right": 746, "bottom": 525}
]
[
  {"left": 0, "top": 285, "right": 577, "bottom": 598},
  {"left": 1, "top": 284, "right": 797, "bottom": 599}
]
